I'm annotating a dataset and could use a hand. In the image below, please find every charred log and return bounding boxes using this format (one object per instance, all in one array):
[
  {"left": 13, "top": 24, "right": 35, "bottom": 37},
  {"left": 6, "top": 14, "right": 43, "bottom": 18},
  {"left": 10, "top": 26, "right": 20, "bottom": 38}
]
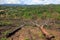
[{"left": 6, "top": 24, "right": 25, "bottom": 38}]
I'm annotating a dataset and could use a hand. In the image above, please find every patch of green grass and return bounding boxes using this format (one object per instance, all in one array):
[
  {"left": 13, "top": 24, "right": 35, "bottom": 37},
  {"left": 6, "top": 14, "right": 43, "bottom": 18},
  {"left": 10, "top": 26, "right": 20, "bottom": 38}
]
[
  {"left": 0, "top": 21, "right": 12, "bottom": 26},
  {"left": 0, "top": 37, "right": 7, "bottom": 40},
  {"left": 25, "top": 38, "right": 30, "bottom": 40},
  {"left": 2, "top": 31, "right": 9, "bottom": 36},
  {"left": 38, "top": 31, "right": 44, "bottom": 38},
  {"left": 23, "top": 13, "right": 33, "bottom": 19}
]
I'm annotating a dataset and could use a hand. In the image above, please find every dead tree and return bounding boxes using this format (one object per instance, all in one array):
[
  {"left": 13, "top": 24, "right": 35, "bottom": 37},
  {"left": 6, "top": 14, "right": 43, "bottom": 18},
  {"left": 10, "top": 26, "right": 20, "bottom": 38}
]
[
  {"left": 5, "top": 24, "right": 25, "bottom": 38},
  {"left": 32, "top": 21, "right": 55, "bottom": 40},
  {"left": 39, "top": 25, "right": 55, "bottom": 40}
]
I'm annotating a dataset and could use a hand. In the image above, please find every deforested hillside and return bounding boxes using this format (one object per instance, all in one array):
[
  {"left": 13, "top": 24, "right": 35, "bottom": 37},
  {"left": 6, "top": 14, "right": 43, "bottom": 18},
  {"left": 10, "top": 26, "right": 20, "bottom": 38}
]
[{"left": 0, "top": 5, "right": 60, "bottom": 40}]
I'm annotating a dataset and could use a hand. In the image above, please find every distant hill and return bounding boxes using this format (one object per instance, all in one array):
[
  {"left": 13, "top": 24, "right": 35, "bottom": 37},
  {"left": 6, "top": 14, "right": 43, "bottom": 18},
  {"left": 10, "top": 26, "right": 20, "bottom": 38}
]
[
  {"left": 0, "top": 4, "right": 60, "bottom": 6},
  {"left": 0, "top": 4, "right": 27, "bottom": 6}
]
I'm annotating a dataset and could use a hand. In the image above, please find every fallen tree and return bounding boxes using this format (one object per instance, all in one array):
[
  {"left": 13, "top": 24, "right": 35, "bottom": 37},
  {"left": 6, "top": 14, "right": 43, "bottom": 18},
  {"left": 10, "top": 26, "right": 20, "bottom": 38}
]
[
  {"left": 5, "top": 24, "right": 25, "bottom": 38},
  {"left": 32, "top": 21, "right": 55, "bottom": 40}
]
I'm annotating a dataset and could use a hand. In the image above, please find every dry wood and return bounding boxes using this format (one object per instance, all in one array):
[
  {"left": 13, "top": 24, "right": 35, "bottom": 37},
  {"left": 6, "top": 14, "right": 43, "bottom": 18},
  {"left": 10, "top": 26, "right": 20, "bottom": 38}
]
[
  {"left": 32, "top": 21, "right": 55, "bottom": 40},
  {"left": 6, "top": 24, "right": 25, "bottom": 38}
]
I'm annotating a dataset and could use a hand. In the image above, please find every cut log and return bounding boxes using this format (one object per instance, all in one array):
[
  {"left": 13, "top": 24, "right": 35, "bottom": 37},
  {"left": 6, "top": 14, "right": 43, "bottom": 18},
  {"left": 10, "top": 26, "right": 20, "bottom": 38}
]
[{"left": 5, "top": 24, "right": 25, "bottom": 38}]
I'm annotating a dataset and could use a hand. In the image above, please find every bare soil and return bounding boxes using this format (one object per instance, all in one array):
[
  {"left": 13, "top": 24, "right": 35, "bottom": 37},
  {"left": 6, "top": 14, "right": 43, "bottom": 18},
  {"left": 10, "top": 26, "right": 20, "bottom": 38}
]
[{"left": 0, "top": 19, "right": 60, "bottom": 40}]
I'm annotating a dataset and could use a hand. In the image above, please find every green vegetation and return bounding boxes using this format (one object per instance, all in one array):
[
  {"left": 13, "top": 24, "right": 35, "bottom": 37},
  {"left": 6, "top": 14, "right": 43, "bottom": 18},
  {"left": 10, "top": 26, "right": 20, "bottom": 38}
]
[
  {"left": 2, "top": 31, "right": 9, "bottom": 36},
  {"left": 1, "top": 37, "right": 7, "bottom": 40},
  {"left": 25, "top": 38, "right": 30, "bottom": 40},
  {"left": 0, "top": 5, "right": 60, "bottom": 20},
  {"left": 0, "top": 5, "right": 60, "bottom": 40},
  {"left": 0, "top": 21, "right": 12, "bottom": 26}
]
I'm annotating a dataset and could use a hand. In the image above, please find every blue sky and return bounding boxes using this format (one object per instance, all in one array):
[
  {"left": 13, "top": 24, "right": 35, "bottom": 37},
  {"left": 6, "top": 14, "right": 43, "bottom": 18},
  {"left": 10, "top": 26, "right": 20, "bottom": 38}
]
[{"left": 0, "top": 0, "right": 60, "bottom": 5}]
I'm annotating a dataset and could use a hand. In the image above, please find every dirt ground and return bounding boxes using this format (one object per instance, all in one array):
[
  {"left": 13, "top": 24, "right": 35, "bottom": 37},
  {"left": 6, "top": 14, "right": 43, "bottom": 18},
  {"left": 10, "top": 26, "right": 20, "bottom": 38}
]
[
  {"left": 8, "top": 26, "right": 60, "bottom": 40},
  {"left": 0, "top": 19, "right": 60, "bottom": 40},
  {"left": 8, "top": 26, "right": 45, "bottom": 40}
]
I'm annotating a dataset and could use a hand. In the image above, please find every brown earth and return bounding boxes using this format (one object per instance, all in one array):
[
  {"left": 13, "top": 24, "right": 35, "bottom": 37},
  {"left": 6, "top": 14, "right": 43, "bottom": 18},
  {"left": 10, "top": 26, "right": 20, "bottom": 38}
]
[
  {"left": 8, "top": 26, "right": 45, "bottom": 40},
  {"left": 0, "top": 19, "right": 60, "bottom": 40},
  {"left": 8, "top": 26, "right": 60, "bottom": 40}
]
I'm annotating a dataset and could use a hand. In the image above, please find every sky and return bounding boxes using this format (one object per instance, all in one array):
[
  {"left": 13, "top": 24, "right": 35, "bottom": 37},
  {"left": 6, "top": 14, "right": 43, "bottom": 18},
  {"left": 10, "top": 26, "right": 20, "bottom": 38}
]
[{"left": 0, "top": 0, "right": 60, "bottom": 5}]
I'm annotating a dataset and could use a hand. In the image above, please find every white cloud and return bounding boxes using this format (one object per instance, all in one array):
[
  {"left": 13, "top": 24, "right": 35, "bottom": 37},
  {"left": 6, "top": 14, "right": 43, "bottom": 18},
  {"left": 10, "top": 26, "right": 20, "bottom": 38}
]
[
  {"left": 30, "top": 0, "right": 42, "bottom": 4},
  {"left": 0, "top": 0, "right": 60, "bottom": 4},
  {"left": 0, "top": 0, "right": 6, "bottom": 4},
  {"left": 53, "top": 0, "right": 60, "bottom": 4},
  {"left": 22, "top": 0, "right": 45, "bottom": 5},
  {"left": 6, "top": 0, "right": 21, "bottom": 4}
]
